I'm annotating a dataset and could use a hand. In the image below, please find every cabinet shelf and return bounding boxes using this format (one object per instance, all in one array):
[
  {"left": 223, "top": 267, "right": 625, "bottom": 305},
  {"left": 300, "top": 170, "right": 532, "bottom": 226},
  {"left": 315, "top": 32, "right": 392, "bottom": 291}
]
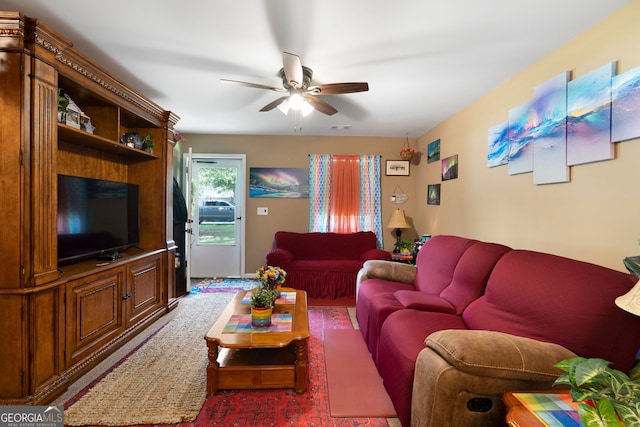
[{"left": 58, "top": 124, "right": 158, "bottom": 160}]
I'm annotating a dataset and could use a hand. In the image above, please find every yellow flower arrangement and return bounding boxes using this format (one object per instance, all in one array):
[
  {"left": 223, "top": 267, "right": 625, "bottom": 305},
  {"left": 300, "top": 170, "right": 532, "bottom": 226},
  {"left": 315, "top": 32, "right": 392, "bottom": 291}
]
[{"left": 255, "top": 265, "right": 287, "bottom": 290}]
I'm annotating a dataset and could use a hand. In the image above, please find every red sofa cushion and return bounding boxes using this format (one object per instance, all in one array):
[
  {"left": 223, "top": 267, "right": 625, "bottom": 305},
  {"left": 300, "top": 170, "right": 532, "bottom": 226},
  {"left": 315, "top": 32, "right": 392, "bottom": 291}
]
[
  {"left": 413, "top": 235, "right": 478, "bottom": 294},
  {"left": 393, "top": 290, "right": 456, "bottom": 313},
  {"left": 273, "top": 230, "right": 379, "bottom": 260}
]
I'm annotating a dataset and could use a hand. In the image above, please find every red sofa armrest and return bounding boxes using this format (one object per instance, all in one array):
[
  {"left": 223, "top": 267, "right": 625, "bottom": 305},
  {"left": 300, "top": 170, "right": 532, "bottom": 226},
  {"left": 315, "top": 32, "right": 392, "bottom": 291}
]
[
  {"left": 266, "top": 248, "right": 294, "bottom": 267},
  {"left": 361, "top": 248, "right": 392, "bottom": 262}
]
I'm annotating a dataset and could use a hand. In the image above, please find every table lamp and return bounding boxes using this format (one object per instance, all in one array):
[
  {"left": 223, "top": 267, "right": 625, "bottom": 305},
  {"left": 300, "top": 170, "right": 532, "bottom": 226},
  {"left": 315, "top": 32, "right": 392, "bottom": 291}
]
[
  {"left": 615, "top": 280, "right": 640, "bottom": 316},
  {"left": 387, "top": 209, "right": 410, "bottom": 252}
]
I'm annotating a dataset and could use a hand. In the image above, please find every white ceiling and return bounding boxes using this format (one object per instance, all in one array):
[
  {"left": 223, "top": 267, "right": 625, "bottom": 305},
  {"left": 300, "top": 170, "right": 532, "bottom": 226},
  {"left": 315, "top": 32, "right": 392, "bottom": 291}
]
[{"left": 2, "top": 1, "right": 630, "bottom": 137}]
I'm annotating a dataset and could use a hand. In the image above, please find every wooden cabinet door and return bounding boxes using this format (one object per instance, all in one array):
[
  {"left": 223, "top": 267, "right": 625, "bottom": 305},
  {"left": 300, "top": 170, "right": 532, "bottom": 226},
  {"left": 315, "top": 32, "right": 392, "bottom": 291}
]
[
  {"left": 124, "top": 254, "right": 163, "bottom": 328},
  {"left": 65, "top": 269, "right": 125, "bottom": 368}
]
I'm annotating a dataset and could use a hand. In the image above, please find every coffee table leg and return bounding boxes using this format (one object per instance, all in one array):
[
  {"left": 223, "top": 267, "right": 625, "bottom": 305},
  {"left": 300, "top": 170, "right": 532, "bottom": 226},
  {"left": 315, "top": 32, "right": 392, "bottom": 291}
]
[
  {"left": 294, "top": 340, "right": 308, "bottom": 394},
  {"left": 206, "top": 343, "right": 219, "bottom": 396}
]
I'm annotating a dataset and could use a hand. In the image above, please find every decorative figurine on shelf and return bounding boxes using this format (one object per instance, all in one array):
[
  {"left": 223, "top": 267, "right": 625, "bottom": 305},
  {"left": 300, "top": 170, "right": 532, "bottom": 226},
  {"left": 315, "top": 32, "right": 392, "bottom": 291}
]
[
  {"left": 81, "top": 114, "right": 95, "bottom": 134},
  {"left": 120, "top": 131, "right": 142, "bottom": 149},
  {"left": 64, "top": 95, "right": 82, "bottom": 129}
]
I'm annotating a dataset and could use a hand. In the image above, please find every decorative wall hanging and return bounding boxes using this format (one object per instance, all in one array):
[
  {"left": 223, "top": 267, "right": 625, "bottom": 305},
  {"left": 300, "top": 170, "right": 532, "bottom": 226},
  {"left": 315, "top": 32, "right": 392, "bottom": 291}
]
[
  {"left": 487, "top": 59, "right": 640, "bottom": 186},
  {"left": 386, "top": 160, "right": 410, "bottom": 176},
  {"left": 488, "top": 123, "right": 508, "bottom": 167},
  {"left": 389, "top": 185, "right": 409, "bottom": 204},
  {"left": 532, "top": 71, "right": 570, "bottom": 185},
  {"left": 567, "top": 62, "right": 615, "bottom": 166},
  {"left": 507, "top": 100, "right": 534, "bottom": 175},
  {"left": 612, "top": 65, "right": 640, "bottom": 143},
  {"left": 249, "top": 168, "right": 309, "bottom": 198},
  {"left": 441, "top": 155, "right": 458, "bottom": 181},
  {"left": 399, "top": 135, "right": 415, "bottom": 161},
  {"left": 427, "top": 184, "right": 441, "bottom": 205},
  {"left": 427, "top": 139, "right": 441, "bottom": 164}
]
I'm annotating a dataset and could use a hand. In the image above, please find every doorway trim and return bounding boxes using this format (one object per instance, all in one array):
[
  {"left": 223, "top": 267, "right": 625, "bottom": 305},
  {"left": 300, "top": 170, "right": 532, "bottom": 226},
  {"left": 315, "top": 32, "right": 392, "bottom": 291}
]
[{"left": 184, "top": 152, "right": 246, "bottom": 279}]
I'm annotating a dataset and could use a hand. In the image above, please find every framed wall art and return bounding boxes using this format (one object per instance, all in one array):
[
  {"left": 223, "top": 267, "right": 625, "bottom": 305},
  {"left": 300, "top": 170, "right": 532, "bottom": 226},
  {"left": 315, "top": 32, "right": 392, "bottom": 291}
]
[
  {"left": 427, "top": 139, "right": 441, "bottom": 163},
  {"left": 441, "top": 155, "right": 458, "bottom": 181},
  {"left": 427, "top": 184, "right": 441, "bottom": 205},
  {"left": 385, "top": 160, "right": 410, "bottom": 176},
  {"left": 249, "top": 167, "right": 309, "bottom": 198}
]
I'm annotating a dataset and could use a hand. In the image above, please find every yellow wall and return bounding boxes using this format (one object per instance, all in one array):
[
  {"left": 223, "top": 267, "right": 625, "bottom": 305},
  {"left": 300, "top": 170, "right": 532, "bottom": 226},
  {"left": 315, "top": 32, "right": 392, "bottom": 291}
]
[
  {"left": 181, "top": 135, "right": 420, "bottom": 274},
  {"left": 179, "top": 1, "right": 640, "bottom": 276},
  {"left": 414, "top": 1, "right": 640, "bottom": 272}
]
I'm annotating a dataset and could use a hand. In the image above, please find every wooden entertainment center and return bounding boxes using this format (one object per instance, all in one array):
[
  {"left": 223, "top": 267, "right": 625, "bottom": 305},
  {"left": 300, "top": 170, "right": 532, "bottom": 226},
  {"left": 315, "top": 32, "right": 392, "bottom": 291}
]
[{"left": 0, "top": 12, "right": 180, "bottom": 404}]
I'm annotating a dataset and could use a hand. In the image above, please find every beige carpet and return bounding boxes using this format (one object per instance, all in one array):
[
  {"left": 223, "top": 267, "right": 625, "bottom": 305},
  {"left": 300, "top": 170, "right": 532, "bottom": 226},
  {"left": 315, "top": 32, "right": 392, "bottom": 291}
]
[{"left": 64, "top": 293, "right": 233, "bottom": 426}]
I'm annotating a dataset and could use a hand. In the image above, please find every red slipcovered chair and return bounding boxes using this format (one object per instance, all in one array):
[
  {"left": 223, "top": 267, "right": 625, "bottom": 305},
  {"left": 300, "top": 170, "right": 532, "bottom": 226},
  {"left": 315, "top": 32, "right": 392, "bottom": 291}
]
[{"left": 266, "top": 231, "right": 391, "bottom": 298}]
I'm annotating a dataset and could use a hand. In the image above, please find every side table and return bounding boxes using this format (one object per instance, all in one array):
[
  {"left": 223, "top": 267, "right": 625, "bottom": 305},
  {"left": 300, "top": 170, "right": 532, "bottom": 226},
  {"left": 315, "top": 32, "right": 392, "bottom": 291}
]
[
  {"left": 391, "top": 253, "right": 414, "bottom": 264},
  {"left": 504, "top": 390, "right": 578, "bottom": 426}
]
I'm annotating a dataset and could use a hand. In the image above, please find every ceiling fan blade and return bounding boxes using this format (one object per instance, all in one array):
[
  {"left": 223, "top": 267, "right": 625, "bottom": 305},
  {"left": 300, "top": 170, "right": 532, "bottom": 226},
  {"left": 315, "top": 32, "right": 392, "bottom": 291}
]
[
  {"left": 307, "top": 82, "right": 369, "bottom": 95},
  {"left": 304, "top": 95, "right": 338, "bottom": 116},
  {"left": 283, "top": 52, "right": 303, "bottom": 89},
  {"left": 220, "top": 79, "right": 287, "bottom": 92},
  {"left": 259, "top": 96, "right": 290, "bottom": 112}
]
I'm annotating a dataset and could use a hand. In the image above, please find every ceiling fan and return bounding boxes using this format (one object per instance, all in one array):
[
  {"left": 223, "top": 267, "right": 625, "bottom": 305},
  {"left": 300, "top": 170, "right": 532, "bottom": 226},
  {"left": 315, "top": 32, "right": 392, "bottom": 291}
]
[{"left": 220, "top": 52, "right": 369, "bottom": 116}]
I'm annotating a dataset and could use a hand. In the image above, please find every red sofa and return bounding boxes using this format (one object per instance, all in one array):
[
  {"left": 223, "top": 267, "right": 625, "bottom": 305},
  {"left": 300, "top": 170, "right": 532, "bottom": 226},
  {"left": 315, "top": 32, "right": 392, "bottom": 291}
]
[
  {"left": 266, "top": 231, "right": 391, "bottom": 298},
  {"left": 356, "top": 235, "right": 640, "bottom": 426}
]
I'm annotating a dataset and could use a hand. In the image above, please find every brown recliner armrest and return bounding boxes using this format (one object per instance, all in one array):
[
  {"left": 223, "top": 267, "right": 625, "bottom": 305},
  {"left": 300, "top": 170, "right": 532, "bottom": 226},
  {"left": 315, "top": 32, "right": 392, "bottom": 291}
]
[
  {"left": 411, "top": 329, "right": 576, "bottom": 427},
  {"left": 355, "top": 260, "right": 416, "bottom": 299}
]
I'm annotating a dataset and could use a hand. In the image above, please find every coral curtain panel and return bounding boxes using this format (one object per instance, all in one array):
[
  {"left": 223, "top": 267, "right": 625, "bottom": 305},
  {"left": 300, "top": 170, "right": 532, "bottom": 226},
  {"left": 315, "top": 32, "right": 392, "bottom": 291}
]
[
  {"left": 330, "top": 156, "right": 360, "bottom": 232},
  {"left": 308, "top": 154, "right": 383, "bottom": 248}
]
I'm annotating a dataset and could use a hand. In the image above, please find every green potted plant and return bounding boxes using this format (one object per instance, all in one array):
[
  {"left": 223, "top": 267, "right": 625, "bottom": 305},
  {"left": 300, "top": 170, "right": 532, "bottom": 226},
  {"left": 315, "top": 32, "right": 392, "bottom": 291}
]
[
  {"left": 57, "top": 89, "right": 68, "bottom": 123},
  {"left": 249, "top": 287, "right": 278, "bottom": 327},
  {"left": 141, "top": 134, "right": 154, "bottom": 153},
  {"left": 553, "top": 356, "right": 640, "bottom": 426},
  {"left": 394, "top": 239, "right": 414, "bottom": 255}
]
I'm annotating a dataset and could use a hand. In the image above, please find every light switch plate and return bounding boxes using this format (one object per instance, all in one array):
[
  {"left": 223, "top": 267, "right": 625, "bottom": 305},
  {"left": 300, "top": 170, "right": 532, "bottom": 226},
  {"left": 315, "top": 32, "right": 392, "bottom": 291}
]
[{"left": 257, "top": 207, "right": 268, "bottom": 215}]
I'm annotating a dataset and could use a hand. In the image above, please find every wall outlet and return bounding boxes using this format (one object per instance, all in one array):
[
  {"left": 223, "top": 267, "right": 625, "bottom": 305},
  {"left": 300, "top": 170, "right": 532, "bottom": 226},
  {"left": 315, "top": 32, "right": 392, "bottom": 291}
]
[{"left": 257, "top": 207, "right": 268, "bottom": 215}]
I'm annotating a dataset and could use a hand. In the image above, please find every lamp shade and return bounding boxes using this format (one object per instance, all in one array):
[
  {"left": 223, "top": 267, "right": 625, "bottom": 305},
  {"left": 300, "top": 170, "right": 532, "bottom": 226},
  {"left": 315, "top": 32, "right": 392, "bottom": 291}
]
[
  {"left": 387, "top": 209, "right": 410, "bottom": 229},
  {"left": 615, "top": 280, "right": 640, "bottom": 316}
]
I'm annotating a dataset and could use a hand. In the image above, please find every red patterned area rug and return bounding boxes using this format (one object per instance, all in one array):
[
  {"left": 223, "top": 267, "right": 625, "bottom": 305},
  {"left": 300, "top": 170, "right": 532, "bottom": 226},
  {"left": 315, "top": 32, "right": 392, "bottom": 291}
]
[
  {"left": 196, "top": 306, "right": 390, "bottom": 426},
  {"left": 63, "top": 299, "right": 390, "bottom": 426}
]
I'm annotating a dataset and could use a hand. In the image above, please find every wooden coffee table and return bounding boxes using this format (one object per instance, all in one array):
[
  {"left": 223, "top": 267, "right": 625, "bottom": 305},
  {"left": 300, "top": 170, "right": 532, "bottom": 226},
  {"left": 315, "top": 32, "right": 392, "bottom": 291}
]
[{"left": 204, "top": 287, "right": 310, "bottom": 395}]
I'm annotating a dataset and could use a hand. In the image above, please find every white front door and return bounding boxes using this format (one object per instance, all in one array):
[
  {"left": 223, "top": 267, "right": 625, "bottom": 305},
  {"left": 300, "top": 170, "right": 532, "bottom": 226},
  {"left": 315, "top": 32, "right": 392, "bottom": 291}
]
[{"left": 186, "top": 154, "right": 245, "bottom": 278}]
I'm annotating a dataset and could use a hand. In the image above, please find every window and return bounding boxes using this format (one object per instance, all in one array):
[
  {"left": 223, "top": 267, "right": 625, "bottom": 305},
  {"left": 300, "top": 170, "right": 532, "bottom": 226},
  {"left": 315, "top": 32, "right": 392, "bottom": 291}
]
[{"left": 309, "top": 154, "right": 383, "bottom": 247}]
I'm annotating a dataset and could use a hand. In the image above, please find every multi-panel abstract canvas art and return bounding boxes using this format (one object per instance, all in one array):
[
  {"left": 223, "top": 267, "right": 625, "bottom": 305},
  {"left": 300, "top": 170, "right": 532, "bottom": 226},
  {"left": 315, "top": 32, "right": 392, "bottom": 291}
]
[{"left": 488, "top": 61, "right": 640, "bottom": 185}]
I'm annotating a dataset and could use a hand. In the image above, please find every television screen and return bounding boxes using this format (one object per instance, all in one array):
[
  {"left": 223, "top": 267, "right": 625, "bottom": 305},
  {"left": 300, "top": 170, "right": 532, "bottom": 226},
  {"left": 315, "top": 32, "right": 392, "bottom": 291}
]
[{"left": 57, "top": 174, "right": 140, "bottom": 264}]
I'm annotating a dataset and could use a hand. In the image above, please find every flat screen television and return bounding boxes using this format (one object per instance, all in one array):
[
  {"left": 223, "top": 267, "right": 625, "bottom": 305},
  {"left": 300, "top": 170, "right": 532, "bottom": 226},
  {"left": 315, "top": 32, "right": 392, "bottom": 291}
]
[{"left": 57, "top": 174, "right": 140, "bottom": 265}]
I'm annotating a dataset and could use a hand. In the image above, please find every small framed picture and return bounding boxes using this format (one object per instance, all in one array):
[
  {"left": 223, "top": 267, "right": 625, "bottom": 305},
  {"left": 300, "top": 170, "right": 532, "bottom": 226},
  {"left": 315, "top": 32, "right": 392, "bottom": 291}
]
[{"left": 385, "top": 160, "right": 410, "bottom": 176}]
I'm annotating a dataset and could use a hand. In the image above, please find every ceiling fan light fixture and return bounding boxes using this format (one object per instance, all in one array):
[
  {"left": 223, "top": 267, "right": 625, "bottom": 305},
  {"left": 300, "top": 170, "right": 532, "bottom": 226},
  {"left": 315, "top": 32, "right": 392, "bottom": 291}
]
[
  {"left": 301, "top": 101, "right": 314, "bottom": 116},
  {"left": 289, "top": 93, "right": 304, "bottom": 110}
]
